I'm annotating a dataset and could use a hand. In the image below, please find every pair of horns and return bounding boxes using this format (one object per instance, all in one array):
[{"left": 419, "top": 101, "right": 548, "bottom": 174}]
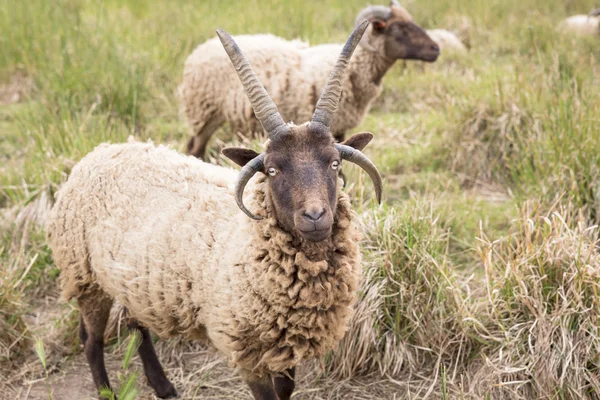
[{"left": 217, "top": 20, "right": 382, "bottom": 219}]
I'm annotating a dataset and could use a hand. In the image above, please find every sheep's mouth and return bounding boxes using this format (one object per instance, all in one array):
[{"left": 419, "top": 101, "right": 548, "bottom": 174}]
[
  {"left": 422, "top": 52, "right": 440, "bottom": 62},
  {"left": 415, "top": 50, "right": 440, "bottom": 62},
  {"left": 299, "top": 227, "right": 332, "bottom": 242}
]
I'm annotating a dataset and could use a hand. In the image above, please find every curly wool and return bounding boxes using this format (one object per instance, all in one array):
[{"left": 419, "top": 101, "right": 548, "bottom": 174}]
[
  {"left": 46, "top": 140, "right": 361, "bottom": 375},
  {"left": 180, "top": 30, "right": 396, "bottom": 140}
]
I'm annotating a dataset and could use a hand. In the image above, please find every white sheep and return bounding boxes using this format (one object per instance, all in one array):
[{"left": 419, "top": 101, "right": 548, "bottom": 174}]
[
  {"left": 181, "top": 0, "right": 440, "bottom": 159},
  {"left": 426, "top": 29, "right": 468, "bottom": 53},
  {"left": 46, "top": 22, "right": 383, "bottom": 400},
  {"left": 561, "top": 9, "right": 600, "bottom": 36}
]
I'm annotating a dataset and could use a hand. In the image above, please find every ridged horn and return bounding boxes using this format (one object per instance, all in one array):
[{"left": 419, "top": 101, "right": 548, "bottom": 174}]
[
  {"left": 216, "top": 29, "right": 289, "bottom": 139},
  {"left": 354, "top": 6, "right": 392, "bottom": 26},
  {"left": 335, "top": 144, "right": 382, "bottom": 204},
  {"left": 311, "top": 20, "right": 369, "bottom": 129},
  {"left": 233, "top": 153, "right": 266, "bottom": 220}
]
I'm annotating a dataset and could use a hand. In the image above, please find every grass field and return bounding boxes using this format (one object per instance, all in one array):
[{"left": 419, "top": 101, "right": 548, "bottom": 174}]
[{"left": 1, "top": 0, "right": 600, "bottom": 398}]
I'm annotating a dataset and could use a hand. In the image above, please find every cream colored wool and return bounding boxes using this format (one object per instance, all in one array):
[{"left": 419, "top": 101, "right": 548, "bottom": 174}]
[
  {"left": 180, "top": 27, "right": 397, "bottom": 139},
  {"left": 426, "top": 29, "right": 467, "bottom": 53},
  {"left": 46, "top": 140, "right": 361, "bottom": 375},
  {"left": 561, "top": 14, "right": 600, "bottom": 36}
]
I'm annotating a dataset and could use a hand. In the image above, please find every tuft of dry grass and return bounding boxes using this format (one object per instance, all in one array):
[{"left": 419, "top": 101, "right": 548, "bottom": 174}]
[
  {"left": 473, "top": 201, "right": 600, "bottom": 399},
  {"left": 0, "top": 247, "right": 32, "bottom": 362},
  {"left": 327, "top": 201, "right": 481, "bottom": 398}
]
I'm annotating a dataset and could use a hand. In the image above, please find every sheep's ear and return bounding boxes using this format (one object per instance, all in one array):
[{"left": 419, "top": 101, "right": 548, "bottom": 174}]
[
  {"left": 222, "top": 147, "right": 262, "bottom": 168},
  {"left": 342, "top": 132, "right": 374, "bottom": 151}
]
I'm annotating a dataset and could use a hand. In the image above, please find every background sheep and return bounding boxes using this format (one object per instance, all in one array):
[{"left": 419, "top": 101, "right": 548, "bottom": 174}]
[
  {"left": 46, "top": 22, "right": 383, "bottom": 400},
  {"left": 426, "top": 29, "right": 468, "bottom": 53},
  {"left": 182, "top": 0, "right": 440, "bottom": 159},
  {"left": 561, "top": 9, "right": 600, "bottom": 36}
]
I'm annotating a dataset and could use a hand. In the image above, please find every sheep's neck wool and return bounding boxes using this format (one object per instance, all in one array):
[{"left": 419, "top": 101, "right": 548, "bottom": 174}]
[{"left": 226, "top": 178, "right": 362, "bottom": 374}]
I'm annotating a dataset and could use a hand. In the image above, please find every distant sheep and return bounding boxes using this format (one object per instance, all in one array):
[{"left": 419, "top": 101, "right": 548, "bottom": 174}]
[
  {"left": 426, "top": 29, "right": 467, "bottom": 53},
  {"left": 181, "top": 0, "right": 440, "bottom": 159},
  {"left": 561, "top": 9, "right": 600, "bottom": 36},
  {"left": 47, "top": 22, "right": 383, "bottom": 400}
]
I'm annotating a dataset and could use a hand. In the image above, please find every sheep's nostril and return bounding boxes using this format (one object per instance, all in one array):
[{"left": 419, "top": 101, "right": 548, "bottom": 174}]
[
  {"left": 304, "top": 208, "right": 326, "bottom": 222},
  {"left": 431, "top": 44, "right": 440, "bottom": 52}
]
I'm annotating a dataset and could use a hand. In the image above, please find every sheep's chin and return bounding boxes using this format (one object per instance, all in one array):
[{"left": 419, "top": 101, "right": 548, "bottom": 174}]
[{"left": 298, "top": 228, "right": 332, "bottom": 242}]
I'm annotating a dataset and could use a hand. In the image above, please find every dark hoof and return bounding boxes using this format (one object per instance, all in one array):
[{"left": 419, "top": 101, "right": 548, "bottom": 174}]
[{"left": 156, "top": 385, "right": 178, "bottom": 399}]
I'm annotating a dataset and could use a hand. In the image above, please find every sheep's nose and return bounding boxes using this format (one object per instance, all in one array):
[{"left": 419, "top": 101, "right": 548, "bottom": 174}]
[
  {"left": 303, "top": 207, "right": 326, "bottom": 223},
  {"left": 431, "top": 43, "right": 440, "bottom": 53}
]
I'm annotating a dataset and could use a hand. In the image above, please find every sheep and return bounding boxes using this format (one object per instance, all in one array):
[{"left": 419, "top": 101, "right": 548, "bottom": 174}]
[
  {"left": 561, "top": 9, "right": 600, "bottom": 36},
  {"left": 46, "top": 21, "right": 383, "bottom": 400},
  {"left": 426, "top": 29, "right": 467, "bottom": 53},
  {"left": 182, "top": 0, "right": 440, "bottom": 159}
]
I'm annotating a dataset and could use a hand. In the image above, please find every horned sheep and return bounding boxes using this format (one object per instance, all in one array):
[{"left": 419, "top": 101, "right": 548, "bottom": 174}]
[
  {"left": 182, "top": 0, "right": 440, "bottom": 159},
  {"left": 46, "top": 22, "right": 383, "bottom": 400},
  {"left": 561, "top": 9, "right": 600, "bottom": 36}
]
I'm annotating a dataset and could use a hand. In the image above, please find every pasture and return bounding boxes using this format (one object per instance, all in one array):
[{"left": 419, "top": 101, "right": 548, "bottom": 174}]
[{"left": 1, "top": 0, "right": 599, "bottom": 398}]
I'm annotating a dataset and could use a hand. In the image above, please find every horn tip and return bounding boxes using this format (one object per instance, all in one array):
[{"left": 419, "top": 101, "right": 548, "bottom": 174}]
[{"left": 216, "top": 28, "right": 232, "bottom": 44}]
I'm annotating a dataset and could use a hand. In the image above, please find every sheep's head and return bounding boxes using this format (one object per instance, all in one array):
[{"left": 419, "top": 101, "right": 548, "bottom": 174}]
[
  {"left": 356, "top": 0, "right": 440, "bottom": 62},
  {"left": 217, "top": 22, "right": 382, "bottom": 242}
]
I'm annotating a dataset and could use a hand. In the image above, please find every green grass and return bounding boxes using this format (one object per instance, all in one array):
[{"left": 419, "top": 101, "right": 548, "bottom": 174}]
[{"left": 1, "top": 0, "right": 600, "bottom": 398}]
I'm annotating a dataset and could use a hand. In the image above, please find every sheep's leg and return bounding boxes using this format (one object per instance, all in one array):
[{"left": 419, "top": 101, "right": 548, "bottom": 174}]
[
  {"left": 273, "top": 367, "right": 295, "bottom": 400},
  {"left": 187, "top": 116, "right": 225, "bottom": 160},
  {"left": 78, "top": 288, "right": 113, "bottom": 395},
  {"left": 244, "top": 373, "right": 278, "bottom": 400},
  {"left": 127, "top": 319, "right": 178, "bottom": 399},
  {"left": 78, "top": 315, "right": 88, "bottom": 345}
]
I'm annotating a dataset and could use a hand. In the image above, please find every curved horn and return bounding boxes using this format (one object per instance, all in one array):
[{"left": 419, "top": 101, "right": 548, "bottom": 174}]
[
  {"left": 312, "top": 20, "right": 369, "bottom": 130},
  {"left": 216, "top": 29, "right": 289, "bottom": 139},
  {"left": 233, "top": 153, "right": 266, "bottom": 220},
  {"left": 336, "top": 144, "right": 382, "bottom": 204},
  {"left": 354, "top": 5, "right": 391, "bottom": 26}
]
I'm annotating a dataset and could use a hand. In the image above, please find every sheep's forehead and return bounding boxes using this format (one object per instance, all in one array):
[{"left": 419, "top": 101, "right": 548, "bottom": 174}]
[
  {"left": 390, "top": 5, "right": 412, "bottom": 22},
  {"left": 266, "top": 127, "right": 336, "bottom": 164}
]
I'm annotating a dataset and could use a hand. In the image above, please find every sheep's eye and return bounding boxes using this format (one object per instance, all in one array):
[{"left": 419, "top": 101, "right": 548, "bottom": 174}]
[
  {"left": 268, "top": 167, "right": 278, "bottom": 176},
  {"left": 331, "top": 161, "right": 340, "bottom": 170}
]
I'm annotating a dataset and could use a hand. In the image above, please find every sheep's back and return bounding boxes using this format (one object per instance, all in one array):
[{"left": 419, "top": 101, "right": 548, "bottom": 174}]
[
  {"left": 47, "top": 141, "right": 244, "bottom": 337},
  {"left": 561, "top": 15, "right": 600, "bottom": 36},
  {"left": 182, "top": 34, "right": 310, "bottom": 130},
  {"left": 426, "top": 29, "right": 467, "bottom": 52}
]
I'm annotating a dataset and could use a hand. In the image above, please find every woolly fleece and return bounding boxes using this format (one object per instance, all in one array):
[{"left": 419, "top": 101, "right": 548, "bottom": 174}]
[
  {"left": 46, "top": 140, "right": 362, "bottom": 376},
  {"left": 180, "top": 32, "right": 395, "bottom": 140}
]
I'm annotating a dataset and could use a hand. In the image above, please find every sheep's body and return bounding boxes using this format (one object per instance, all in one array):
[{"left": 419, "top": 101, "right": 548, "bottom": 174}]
[
  {"left": 182, "top": 35, "right": 311, "bottom": 136},
  {"left": 181, "top": 35, "right": 394, "bottom": 148},
  {"left": 561, "top": 14, "right": 600, "bottom": 36},
  {"left": 426, "top": 29, "right": 467, "bottom": 52},
  {"left": 46, "top": 140, "right": 361, "bottom": 375}
]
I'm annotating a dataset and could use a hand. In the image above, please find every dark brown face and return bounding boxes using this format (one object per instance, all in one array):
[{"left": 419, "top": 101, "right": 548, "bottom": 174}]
[
  {"left": 224, "top": 126, "right": 374, "bottom": 242},
  {"left": 381, "top": 21, "right": 440, "bottom": 62},
  {"left": 264, "top": 126, "right": 340, "bottom": 242},
  {"left": 371, "top": 6, "right": 440, "bottom": 62}
]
